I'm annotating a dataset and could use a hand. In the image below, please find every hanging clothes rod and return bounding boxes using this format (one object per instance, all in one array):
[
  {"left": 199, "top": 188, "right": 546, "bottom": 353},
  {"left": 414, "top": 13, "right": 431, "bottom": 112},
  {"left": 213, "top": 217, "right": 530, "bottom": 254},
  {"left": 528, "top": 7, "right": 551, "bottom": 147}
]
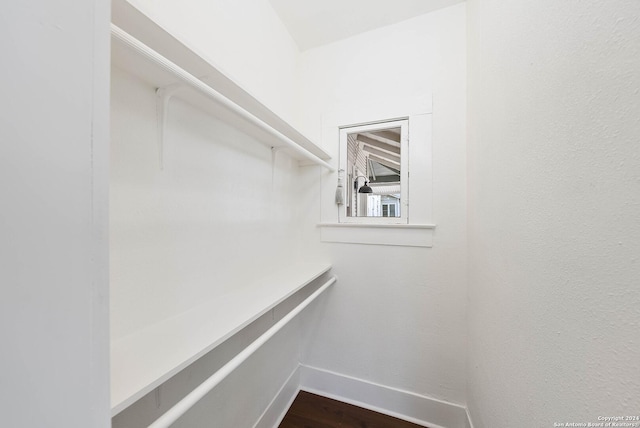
[
  {"left": 111, "top": 24, "right": 335, "bottom": 172},
  {"left": 147, "top": 275, "right": 336, "bottom": 428}
]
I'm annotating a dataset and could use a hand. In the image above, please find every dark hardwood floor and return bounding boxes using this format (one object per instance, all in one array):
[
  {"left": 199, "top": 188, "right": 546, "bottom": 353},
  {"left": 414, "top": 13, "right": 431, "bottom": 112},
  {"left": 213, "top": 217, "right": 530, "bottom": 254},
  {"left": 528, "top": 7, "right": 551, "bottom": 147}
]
[{"left": 278, "top": 391, "right": 427, "bottom": 428}]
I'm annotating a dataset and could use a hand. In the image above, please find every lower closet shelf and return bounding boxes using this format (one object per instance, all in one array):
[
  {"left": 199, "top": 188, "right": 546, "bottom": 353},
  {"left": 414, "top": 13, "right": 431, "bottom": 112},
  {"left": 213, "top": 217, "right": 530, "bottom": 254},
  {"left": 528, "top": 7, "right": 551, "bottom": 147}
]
[{"left": 110, "top": 262, "right": 332, "bottom": 416}]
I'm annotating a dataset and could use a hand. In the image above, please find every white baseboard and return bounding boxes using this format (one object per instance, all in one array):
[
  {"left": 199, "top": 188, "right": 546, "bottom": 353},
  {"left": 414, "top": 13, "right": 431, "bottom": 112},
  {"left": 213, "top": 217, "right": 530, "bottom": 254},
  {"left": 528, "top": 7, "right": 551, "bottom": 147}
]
[
  {"left": 254, "top": 364, "right": 474, "bottom": 428},
  {"left": 253, "top": 366, "right": 300, "bottom": 428},
  {"left": 298, "top": 364, "right": 469, "bottom": 428}
]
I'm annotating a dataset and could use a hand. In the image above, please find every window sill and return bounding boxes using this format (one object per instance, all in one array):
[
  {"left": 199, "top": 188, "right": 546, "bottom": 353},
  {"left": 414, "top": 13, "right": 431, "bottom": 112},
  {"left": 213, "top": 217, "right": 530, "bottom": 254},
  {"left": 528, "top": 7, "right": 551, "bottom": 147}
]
[{"left": 317, "top": 223, "right": 435, "bottom": 247}]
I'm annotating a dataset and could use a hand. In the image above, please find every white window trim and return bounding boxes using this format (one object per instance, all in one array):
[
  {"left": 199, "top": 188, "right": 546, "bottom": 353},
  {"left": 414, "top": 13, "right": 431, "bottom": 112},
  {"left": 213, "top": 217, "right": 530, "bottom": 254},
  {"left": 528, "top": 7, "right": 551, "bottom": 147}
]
[
  {"left": 338, "top": 119, "right": 409, "bottom": 225},
  {"left": 319, "top": 96, "right": 435, "bottom": 247},
  {"left": 317, "top": 223, "right": 435, "bottom": 247}
]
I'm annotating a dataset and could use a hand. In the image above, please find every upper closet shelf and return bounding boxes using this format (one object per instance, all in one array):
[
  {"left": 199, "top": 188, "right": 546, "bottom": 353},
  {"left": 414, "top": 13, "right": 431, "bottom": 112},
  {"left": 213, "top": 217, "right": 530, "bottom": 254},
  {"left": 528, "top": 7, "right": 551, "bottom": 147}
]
[{"left": 111, "top": 0, "right": 334, "bottom": 171}]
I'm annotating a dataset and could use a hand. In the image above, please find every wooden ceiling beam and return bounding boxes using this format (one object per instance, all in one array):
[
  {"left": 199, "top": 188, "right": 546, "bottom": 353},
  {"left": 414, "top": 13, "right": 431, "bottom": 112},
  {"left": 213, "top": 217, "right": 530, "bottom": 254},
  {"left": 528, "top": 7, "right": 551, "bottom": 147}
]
[
  {"left": 360, "top": 131, "right": 400, "bottom": 147},
  {"left": 369, "top": 154, "right": 400, "bottom": 171},
  {"left": 362, "top": 145, "right": 400, "bottom": 164},
  {"left": 374, "top": 130, "right": 401, "bottom": 143},
  {"left": 356, "top": 135, "right": 400, "bottom": 154}
]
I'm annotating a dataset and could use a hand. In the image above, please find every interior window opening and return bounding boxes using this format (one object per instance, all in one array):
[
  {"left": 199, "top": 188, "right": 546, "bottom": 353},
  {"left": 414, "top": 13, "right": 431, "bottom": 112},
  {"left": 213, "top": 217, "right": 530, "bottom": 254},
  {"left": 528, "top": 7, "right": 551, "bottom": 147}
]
[{"left": 340, "top": 119, "right": 408, "bottom": 223}]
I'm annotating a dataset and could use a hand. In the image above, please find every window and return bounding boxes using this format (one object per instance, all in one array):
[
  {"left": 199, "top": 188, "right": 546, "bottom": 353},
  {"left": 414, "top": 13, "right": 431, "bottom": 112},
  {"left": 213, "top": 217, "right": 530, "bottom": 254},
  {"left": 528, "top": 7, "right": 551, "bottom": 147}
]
[
  {"left": 319, "top": 99, "right": 434, "bottom": 246},
  {"left": 338, "top": 119, "right": 408, "bottom": 224},
  {"left": 382, "top": 198, "right": 398, "bottom": 217}
]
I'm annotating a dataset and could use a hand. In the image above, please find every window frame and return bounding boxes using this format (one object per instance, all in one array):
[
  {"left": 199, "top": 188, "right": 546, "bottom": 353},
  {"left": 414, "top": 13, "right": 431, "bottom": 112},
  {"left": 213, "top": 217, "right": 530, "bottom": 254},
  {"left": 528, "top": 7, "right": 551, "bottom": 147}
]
[{"left": 338, "top": 118, "right": 409, "bottom": 225}]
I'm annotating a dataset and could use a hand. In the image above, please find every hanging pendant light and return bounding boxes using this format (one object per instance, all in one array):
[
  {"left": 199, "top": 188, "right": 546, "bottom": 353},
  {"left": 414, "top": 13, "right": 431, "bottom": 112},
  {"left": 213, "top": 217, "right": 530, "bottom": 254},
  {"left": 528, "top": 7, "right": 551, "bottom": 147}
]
[
  {"left": 358, "top": 181, "right": 373, "bottom": 193},
  {"left": 354, "top": 175, "right": 373, "bottom": 193}
]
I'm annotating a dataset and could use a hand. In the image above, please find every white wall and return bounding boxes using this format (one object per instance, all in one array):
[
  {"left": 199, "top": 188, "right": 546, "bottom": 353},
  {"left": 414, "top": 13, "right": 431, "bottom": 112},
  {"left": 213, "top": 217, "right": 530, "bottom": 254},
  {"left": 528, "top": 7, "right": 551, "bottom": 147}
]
[
  {"left": 109, "top": 2, "right": 328, "bottom": 425},
  {"left": 111, "top": 2, "right": 469, "bottom": 425},
  {"left": 110, "top": 66, "right": 312, "bottom": 340},
  {"left": 297, "top": 2, "right": 468, "bottom": 411},
  {"left": 125, "top": 0, "right": 300, "bottom": 125},
  {"left": 466, "top": 1, "right": 640, "bottom": 427},
  {"left": 0, "top": 1, "right": 110, "bottom": 427},
  {"left": 110, "top": 54, "right": 321, "bottom": 426}
]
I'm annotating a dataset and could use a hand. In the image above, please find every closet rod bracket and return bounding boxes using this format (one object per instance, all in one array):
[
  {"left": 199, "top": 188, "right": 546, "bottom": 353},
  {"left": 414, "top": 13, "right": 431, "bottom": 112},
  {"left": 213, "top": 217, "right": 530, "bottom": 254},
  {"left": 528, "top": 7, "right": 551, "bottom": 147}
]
[{"left": 155, "top": 83, "right": 183, "bottom": 170}]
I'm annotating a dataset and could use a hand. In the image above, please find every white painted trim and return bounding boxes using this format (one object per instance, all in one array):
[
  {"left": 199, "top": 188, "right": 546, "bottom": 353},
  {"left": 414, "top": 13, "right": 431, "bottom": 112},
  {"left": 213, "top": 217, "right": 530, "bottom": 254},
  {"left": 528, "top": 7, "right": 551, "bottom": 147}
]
[
  {"left": 253, "top": 366, "right": 301, "bottom": 428},
  {"left": 318, "top": 223, "right": 435, "bottom": 229},
  {"left": 318, "top": 223, "right": 434, "bottom": 247},
  {"left": 321, "top": 106, "right": 433, "bottom": 229},
  {"left": 299, "top": 365, "right": 469, "bottom": 428},
  {"left": 338, "top": 119, "right": 409, "bottom": 224}
]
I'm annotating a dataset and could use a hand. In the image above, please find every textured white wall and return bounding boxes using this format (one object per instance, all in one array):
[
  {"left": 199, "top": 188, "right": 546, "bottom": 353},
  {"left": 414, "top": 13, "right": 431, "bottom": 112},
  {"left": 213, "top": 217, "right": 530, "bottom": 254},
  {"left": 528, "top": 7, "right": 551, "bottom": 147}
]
[
  {"left": 297, "top": 3, "right": 468, "bottom": 406},
  {"left": 126, "top": 0, "right": 300, "bottom": 125},
  {"left": 0, "top": 1, "right": 110, "bottom": 427},
  {"left": 466, "top": 1, "right": 640, "bottom": 427}
]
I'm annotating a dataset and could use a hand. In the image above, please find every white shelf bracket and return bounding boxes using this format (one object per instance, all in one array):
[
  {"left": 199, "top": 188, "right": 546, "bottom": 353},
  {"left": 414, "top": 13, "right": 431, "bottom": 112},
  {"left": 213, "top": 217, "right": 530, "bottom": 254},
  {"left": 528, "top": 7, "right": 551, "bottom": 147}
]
[
  {"left": 271, "top": 146, "right": 287, "bottom": 186},
  {"left": 155, "top": 83, "right": 183, "bottom": 170}
]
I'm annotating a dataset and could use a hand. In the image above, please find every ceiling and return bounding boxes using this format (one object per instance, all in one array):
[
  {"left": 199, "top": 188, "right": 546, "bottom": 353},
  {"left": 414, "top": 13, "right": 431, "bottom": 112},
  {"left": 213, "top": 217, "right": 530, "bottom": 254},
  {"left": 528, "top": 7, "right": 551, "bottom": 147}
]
[
  {"left": 357, "top": 128, "right": 401, "bottom": 179},
  {"left": 268, "top": 0, "right": 464, "bottom": 51}
]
